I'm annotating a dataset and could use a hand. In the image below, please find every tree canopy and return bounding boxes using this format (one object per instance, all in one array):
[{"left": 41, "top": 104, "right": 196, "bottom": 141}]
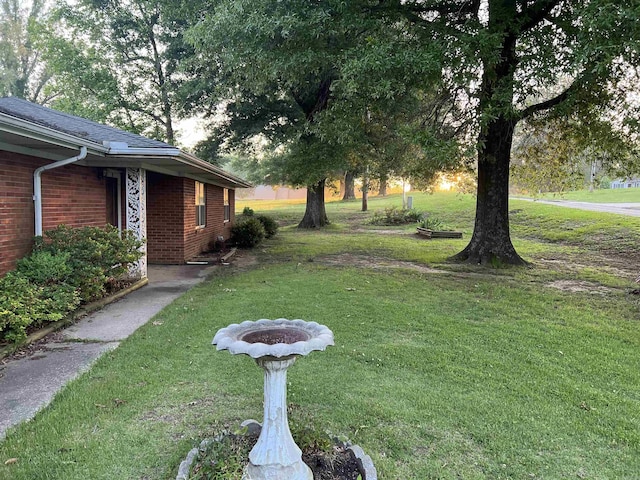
[
  {"left": 187, "top": 0, "right": 458, "bottom": 226},
  {"left": 0, "top": 0, "right": 51, "bottom": 102},
  {"left": 39, "top": 0, "right": 199, "bottom": 143},
  {"left": 188, "top": 0, "right": 640, "bottom": 249}
]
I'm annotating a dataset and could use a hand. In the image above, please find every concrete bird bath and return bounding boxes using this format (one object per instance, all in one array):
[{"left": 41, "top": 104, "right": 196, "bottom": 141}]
[{"left": 213, "top": 318, "right": 334, "bottom": 480}]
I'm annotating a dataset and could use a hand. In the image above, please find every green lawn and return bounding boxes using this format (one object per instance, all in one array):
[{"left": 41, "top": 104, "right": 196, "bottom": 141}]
[
  {"left": 1, "top": 192, "right": 639, "bottom": 479},
  {"left": 535, "top": 187, "right": 640, "bottom": 203}
]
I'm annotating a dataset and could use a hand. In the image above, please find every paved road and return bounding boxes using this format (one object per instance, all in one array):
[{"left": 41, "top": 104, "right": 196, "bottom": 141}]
[
  {"left": 512, "top": 198, "right": 640, "bottom": 217},
  {"left": 0, "top": 264, "right": 218, "bottom": 439}
]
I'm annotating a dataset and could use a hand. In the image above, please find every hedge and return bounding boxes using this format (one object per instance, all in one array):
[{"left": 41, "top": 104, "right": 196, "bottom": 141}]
[{"left": 0, "top": 225, "right": 143, "bottom": 344}]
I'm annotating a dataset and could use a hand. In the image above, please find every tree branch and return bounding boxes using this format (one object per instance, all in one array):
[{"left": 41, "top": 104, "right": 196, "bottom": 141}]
[
  {"left": 518, "top": 85, "right": 572, "bottom": 119},
  {"left": 518, "top": 0, "right": 561, "bottom": 33},
  {"left": 404, "top": 0, "right": 480, "bottom": 17},
  {"left": 518, "top": 52, "right": 605, "bottom": 120}
]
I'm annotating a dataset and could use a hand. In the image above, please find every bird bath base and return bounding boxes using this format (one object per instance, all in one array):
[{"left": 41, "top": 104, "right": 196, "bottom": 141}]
[{"left": 242, "top": 356, "right": 311, "bottom": 480}]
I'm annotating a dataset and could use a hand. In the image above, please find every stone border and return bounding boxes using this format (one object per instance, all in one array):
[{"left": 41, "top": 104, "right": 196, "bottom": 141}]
[
  {"left": 0, "top": 278, "right": 149, "bottom": 361},
  {"left": 176, "top": 420, "right": 377, "bottom": 480}
]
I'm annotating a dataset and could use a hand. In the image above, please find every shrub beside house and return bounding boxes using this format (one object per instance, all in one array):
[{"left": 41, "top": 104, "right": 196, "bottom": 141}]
[{"left": 0, "top": 225, "right": 143, "bottom": 343}]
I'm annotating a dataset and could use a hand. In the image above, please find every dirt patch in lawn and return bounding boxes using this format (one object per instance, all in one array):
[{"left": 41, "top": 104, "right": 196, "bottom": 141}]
[
  {"left": 316, "top": 253, "right": 445, "bottom": 274},
  {"left": 535, "top": 255, "right": 639, "bottom": 282},
  {"left": 547, "top": 280, "right": 617, "bottom": 295},
  {"left": 351, "top": 228, "right": 414, "bottom": 235},
  {"left": 230, "top": 251, "right": 259, "bottom": 271}
]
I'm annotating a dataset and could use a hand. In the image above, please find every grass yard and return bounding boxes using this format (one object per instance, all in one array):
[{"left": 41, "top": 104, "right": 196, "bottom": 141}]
[
  {"left": 535, "top": 187, "right": 640, "bottom": 203},
  {"left": 1, "top": 192, "right": 639, "bottom": 479}
]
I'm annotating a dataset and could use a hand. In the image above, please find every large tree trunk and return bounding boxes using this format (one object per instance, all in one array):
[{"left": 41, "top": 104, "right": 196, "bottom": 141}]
[
  {"left": 342, "top": 171, "right": 356, "bottom": 200},
  {"left": 452, "top": 116, "right": 526, "bottom": 265},
  {"left": 378, "top": 173, "right": 387, "bottom": 197},
  {"left": 298, "top": 179, "right": 329, "bottom": 228},
  {"left": 361, "top": 175, "right": 369, "bottom": 212}
]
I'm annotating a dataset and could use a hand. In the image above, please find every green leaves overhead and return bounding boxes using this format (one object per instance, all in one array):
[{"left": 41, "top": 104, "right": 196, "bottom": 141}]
[
  {"left": 0, "top": 0, "right": 51, "bottom": 102},
  {"left": 186, "top": 0, "right": 456, "bottom": 190}
]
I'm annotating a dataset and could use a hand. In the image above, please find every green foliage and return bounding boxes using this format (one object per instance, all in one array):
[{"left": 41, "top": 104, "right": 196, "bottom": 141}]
[
  {"left": 189, "top": 417, "right": 337, "bottom": 480},
  {"left": 0, "top": 272, "right": 45, "bottom": 342},
  {"left": 185, "top": 0, "right": 455, "bottom": 229},
  {"left": 0, "top": 225, "right": 141, "bottom": 342},
  {"left": 231, "top": 217, "right": 266, "bottom": 248},
  {"left": 41, "top": 0, "right": 200, "bottom": 142},
  {"left": 419, "top": 217, "right": 444, "bottom": 230},
  {"left": 599, "top": 176, "right": 611, "bottom": 189},
  {"left": 403, "top": 208, "right": 424, "bottom": 223},
  {"left": 369, "top": 206, "right": 423, "bottom": 225},
  {"left": 256, "top": 214, "right": 278, "bottom": 239},
  {"left": 242, "top": 206, "right": 254, "bottom": 217},
  {"left": 190, "top": 432, "right": 253, "bottom": 480},
  {"left": 37, "top": 225, "right": 143, "bottom": 302},
  {"left": 16, "top": 250, "right": 71, "bottom": 285},
  {"left": 0, "top": 0, "right": 51, "bottom": 101},
  {"left": 0, "top": 270, "right": 79, "bottom": 343}
]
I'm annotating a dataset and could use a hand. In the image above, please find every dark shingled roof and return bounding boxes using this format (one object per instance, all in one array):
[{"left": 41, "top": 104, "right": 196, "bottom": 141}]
[{"left": 0, "top": 97, "right": 171, "bottom": 149}]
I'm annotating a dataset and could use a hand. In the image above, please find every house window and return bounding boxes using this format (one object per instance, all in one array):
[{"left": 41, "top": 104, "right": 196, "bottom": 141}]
[
  {"left": 224, "top": 188, "right": 230, "bottom": 222},
  {"left": 195, "top": 181, "right": 206, "bottom": 228}
]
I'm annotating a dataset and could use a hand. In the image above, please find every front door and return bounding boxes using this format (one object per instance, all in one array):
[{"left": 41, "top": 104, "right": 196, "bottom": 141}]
[
  {"left": 105, "top": 176, "right": 119, "bottom": 228},
  {"left": 104, "top": 170, "right": 122, "bottom": 230}
]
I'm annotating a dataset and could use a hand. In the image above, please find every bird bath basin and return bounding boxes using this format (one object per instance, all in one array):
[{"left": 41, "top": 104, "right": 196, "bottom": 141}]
[{"left": 213, "top": 319, "right": 334, "bottom": 480}]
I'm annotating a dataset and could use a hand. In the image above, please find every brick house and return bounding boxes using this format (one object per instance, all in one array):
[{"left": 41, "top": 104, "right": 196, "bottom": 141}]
[{"left": 0, "top": 97, "right": 251, "bottom": 278}]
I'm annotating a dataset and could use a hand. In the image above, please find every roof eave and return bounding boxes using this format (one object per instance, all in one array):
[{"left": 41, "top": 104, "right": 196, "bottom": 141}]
[
  {"left": 0, "top": 112, "right": 252, "bottom": 189},
  {"left": 178, "top": 151, "right": 253, "bottom": 188},
  {"left": 0, "top": 111, "right": 108, "bottom": 154}
]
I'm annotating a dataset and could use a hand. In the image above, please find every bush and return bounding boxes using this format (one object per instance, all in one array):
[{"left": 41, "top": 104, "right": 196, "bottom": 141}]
[
  {"left": 0, "top": 271, "right": 79, "bottom": 343},
  {"left": 37, "top": 225, "right": 144, "bottom": 301},
  {"left": 369, "top": 206, "right": 424, "bottom": 225},
  {"left": 0, "top": 272, "right": 44, "bottom": 342},
  {"left": 256, "top": 214, "right": 279, "bottom": 239},
  {"left": 403, "top": 208, "right": 423, "bottom": 223},
  {"left": 242, "top": 206, "right": 255, "bottom": 216},
  {"left": 232, "top": 217, "right": 265, "bottom": 248},
  {"left": 0, "top": 225, "right": 141, "bottom": 343},
  {"left": 419, "top": 217, "right": 444, "bottom": 230},
  {"left": 16, "top": 250, "right": 72, "bottom": 285}
]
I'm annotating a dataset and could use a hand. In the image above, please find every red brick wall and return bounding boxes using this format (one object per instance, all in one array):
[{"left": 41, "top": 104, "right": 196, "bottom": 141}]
[
  {"left": 0, "top": 154, "right": 239, "bottom": 273},
  {"left": 183, "top": 181, "right": 234, "bottom": 260},
  {"left": 146, "top": 172, "right": 186, "bottom": 264},
  {"left": 146, "top": 174, "right": 235, "bottom": 264},
  {"left": 0, "top": 151, "right": 106, "bottom": 276}
]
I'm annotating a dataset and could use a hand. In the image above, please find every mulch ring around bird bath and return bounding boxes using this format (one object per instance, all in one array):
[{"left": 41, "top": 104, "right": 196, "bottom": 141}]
[{"left": 180, "top": 424, "right": 373, "bottom": 480}]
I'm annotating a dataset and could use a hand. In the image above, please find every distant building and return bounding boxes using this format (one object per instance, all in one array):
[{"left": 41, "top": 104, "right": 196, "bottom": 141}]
[
  {"left": 610, "top": 177, "right": 640, "bottom": 189},
  {"left": 237, "top": 185, "right": 308, "bottom": 200}
]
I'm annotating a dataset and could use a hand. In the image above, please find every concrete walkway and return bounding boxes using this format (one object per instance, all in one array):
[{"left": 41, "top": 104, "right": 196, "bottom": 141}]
[
  {"left": 513, "top": 198, "right": 640, "bottom": 217},
  {"left": 0, "top": 264, "right": 217, "bottom": 439}
]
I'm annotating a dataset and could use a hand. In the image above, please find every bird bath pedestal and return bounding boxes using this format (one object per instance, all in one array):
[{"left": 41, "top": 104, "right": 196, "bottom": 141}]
[{"left": 213, "top": 319, "right": 334, "bottom": 480}]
